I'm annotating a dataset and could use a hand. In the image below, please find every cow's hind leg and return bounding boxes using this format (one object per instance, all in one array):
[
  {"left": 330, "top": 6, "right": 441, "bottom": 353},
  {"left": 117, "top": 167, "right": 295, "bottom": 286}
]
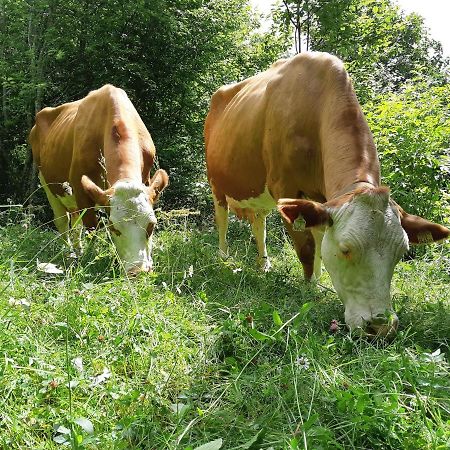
[
  {"left": 251, "top": 211, "right": 271, "bottom": 272},
  {"left": 213, "top": 194, "right": 229, "bottom": 258},
  {"left": 282, "top": 219, "right": 315, "bottom": 281}
]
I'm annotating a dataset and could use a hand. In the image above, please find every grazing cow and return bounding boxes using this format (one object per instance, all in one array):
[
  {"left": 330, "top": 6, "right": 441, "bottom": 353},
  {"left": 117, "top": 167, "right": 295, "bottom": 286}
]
[
  {"left": 30, "top": 84, "right": 168, "bottom": 274},
  {"left": 205, "top": 52, "right": 449, "bottom": 337}
]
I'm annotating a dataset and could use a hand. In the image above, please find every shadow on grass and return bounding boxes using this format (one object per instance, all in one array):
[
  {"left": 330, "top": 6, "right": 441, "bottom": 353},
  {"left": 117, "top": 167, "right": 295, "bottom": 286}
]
[{"left": 153, "top": 221, "right": 343, "bottom": 329}]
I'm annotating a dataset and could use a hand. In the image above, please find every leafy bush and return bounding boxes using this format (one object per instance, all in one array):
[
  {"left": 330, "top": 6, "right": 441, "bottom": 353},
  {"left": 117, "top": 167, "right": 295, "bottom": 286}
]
[{"left": 364, "top": 84, "right": 450, "bottom": 225}]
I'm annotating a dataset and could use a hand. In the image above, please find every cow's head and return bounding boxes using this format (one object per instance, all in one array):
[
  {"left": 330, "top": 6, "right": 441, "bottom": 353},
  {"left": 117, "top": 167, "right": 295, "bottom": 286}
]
[
  {"left": 278, "top": 187, "right": 449, "bottom": 338},
  {"left": 81, "top": 169, "right": 168, "bottom": 275}
]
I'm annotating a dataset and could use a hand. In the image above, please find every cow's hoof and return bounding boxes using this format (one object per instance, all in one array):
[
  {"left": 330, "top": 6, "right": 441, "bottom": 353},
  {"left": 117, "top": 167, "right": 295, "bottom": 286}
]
[
  {"left": 67, "top": 251, "right": 79, "bottom": 265},
  {"left": 258, "top": 257, "right": 271, "bottom": 272}
]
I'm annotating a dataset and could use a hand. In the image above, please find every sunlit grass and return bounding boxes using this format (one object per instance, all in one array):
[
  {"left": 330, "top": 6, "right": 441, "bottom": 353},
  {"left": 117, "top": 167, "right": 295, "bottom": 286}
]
[{"left": 0, "top": 209, "right": 449, "bottom": 449}]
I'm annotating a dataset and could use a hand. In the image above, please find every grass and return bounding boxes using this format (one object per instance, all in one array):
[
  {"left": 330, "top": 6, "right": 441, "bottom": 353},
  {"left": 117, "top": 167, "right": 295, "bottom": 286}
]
[{"left": 0, "top": 207, "right": 449, "bottom": 449}]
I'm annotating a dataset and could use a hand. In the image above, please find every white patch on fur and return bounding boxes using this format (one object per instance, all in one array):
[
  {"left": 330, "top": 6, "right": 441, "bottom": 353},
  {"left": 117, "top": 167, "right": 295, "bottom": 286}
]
[
  {"left": 109, "top": 180, "right": 156, "bottom": 272},
  {"left": 321, "top": 190, "right": 409, "bottom": 331},
  {"left": 222, "top": 187, "right": 275, "bottom": 270},
  {"left": 225, "top": 186, "right": 276, "bottom": 212}
]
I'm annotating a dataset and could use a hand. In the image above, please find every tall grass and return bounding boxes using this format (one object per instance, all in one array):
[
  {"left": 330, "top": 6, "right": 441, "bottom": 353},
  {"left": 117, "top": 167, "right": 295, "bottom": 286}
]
[{"left": 0, "top": 207, "right": 449, "bottom": 449}]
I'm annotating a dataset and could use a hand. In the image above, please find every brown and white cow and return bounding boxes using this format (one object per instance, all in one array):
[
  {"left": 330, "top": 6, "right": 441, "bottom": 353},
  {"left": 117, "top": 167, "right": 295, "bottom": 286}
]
[
  {"left": 205, "top": 52, "right": 449, "bottom": 337},
  {"left": 30, "top": 84, "right": 168, "bottom": 274}
]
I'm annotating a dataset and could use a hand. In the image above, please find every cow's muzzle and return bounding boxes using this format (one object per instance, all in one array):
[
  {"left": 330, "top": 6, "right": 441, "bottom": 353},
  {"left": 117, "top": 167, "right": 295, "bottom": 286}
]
[
  {"left": 126, "top": 263, "right": 152, "bottom": 276},
  {"left": 363, "top": 313, "right": 399, "bottom": 339}
]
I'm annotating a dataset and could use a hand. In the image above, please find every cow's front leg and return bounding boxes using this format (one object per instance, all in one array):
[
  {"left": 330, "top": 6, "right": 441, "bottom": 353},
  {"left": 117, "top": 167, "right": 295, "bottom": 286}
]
[
  {"left": 39, "top": 172, "right": 71, "bottom": 245},
  {"left": 251, "top": 211, "right": 271, "bottom": 272},
  {"left": 311, "top": 228, "right": 324, "bottom": 280},
  {"left": 282, "top": 219, "right": 315, "bottom": 281},
  {"left": 69, "top": 211, "right": 84, "bottom": 255}
]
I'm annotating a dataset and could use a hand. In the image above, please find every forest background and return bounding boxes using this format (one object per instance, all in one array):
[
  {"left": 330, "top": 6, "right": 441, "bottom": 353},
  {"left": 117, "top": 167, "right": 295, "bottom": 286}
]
[{"left": 0, "top": 0, "right": 449, "bottom": 226}]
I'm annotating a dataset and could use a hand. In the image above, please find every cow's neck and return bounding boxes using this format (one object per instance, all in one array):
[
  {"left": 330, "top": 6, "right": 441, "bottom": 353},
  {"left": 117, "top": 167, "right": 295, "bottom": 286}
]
[
  {"left": 105, "top": 143, "right": 143, "bottom": 186},
  {"left": 330, "top": 180, "right": 377, "bottom": 199},
  {"left": 323, "top": 162, "right": 380, "bottom": 201},
  {"left": 321, "top": 130, "right": 381, "bottom": 201}
]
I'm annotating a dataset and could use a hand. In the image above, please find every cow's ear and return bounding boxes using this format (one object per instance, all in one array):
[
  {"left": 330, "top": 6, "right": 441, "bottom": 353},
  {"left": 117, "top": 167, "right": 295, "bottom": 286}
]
[
  {"left": 147, "top": 169, "right": 169, "bottom": 203},
  {"left": 397, "top": 207, "right": 450, "bottom": 244},
  {"left": 278, "top": 198, "right": 332, "bottom": 229},
  {"left": 81, "top": 175, "right": 110, "bottom": 206}
]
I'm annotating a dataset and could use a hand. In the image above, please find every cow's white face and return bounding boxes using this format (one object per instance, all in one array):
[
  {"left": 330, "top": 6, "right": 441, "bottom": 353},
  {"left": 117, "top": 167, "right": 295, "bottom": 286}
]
[
  {"left": 279, "top": 187, "right": 450, "bottom": 338},
  {"left": 321, "top": 190, "right": 409, "bottom": 336},
  {"left": 81, "top": 170, "right": 168, "bottom": 275},
  {"left": 109, "top": 181, "right": 157, "bottom": 274}
]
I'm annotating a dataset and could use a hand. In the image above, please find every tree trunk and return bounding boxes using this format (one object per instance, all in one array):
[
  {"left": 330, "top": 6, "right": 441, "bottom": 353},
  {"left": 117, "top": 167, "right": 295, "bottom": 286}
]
[{"left": 23, "top": 1, "right": 48, "bottom": 202}]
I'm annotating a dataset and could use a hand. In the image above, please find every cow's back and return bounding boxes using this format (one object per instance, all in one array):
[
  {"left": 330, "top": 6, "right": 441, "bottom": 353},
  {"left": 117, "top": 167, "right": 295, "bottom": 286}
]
[
  {"left": 205, "top": 52, "right": 376, "bottom": 203},
  {"left": 31, "top": 85, "right": 155, "bottom": 197}
]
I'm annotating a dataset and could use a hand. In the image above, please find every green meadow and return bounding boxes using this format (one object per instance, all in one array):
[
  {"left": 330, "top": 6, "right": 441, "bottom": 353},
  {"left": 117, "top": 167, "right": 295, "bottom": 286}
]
[{"left": 1, "top": 209, "right": 449, "bottom": 449}]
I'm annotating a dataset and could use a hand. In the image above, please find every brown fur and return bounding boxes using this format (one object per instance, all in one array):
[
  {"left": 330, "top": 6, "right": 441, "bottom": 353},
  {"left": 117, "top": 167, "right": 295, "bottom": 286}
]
[
  {"left": 204, "top": 53, "right": 449, "bottom": 276},
  {"left": 278, "top": 199, "right": 331, "bottom": 228},
  {"left": 30, "top": 84, "right": 157, "bottom": 228},
  {"left": 205, "top": 53, "right": 381, "bottom": 206},
  {"left": 395, "top": 204, "right": 450, "bottom": 244},
  {"left": 205, "top": 53, "right": 381, "bottom": 279}
]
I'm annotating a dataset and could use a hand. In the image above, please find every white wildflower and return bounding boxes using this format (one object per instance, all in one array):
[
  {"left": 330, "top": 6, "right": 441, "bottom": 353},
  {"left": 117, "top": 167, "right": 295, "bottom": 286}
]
[
  {"left": 90, "top": 367, "right": 111, "bottom": 387},
  {"left": 37, "top": 261, "right": 64, "bottom": 274},
  {"left": 295, "top": 355, "right": 310, "bottom": 371},
  {"left": 9, "top": 297, "right": 31, "bottom": 308},
  {"left": 72, "top": 357, "right": 84, "bottom": 373}
]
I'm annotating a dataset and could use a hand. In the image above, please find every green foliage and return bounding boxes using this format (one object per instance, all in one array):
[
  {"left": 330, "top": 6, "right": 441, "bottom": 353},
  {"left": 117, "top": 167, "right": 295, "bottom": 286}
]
[
  {"left": 1, "top": 1, "right": 449, "bottom": 448},
  {"left": 364, "top": 83, "right": 450, "bottom": 224},
  {"left": 0, "top": 0, "right": 288, "bottom": 205},
  {"left": 274, "top": 0, "right": 449, "bottom": 101},
  {"left": 0, "top": 213, "right": 449, "bottom": 448}
]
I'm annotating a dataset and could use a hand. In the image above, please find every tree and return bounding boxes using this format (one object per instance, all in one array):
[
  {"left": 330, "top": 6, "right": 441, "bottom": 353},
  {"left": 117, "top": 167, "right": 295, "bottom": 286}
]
[
  {"left": 365, "top": 84, "right": 450, "bottom": 224},
  {"left": 0, "top": 0, "right": 289, "bottom": 208},
  {"left": 274, "top": 0, "right": 449, "bottom": 101}
]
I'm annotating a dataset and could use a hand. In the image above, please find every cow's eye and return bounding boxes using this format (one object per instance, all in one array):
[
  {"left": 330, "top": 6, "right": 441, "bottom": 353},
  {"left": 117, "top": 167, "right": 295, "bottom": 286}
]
[{"left": 339, "top": 244, "right": 351, "bottom": 258}]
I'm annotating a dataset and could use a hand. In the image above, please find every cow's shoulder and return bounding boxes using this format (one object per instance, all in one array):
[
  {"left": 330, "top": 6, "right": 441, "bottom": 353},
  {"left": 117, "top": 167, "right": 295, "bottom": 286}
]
[
  {"left": 87, "top": 84, "right": 127, "bottom": 101},
  {"left": 77, "top": 84, "right": 141, "bottom": 130},
  {"left": 75, "top": 85, "right": 126, "bottom": 116},
  {"left": 275, "top": 52, "right": 348, "bottom": 88}
]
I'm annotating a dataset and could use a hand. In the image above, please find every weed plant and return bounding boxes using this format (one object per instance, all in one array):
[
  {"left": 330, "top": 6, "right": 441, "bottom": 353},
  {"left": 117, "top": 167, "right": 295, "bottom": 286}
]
[{"left": 0, "top": 207, "right": 449, "bottom": 449}]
